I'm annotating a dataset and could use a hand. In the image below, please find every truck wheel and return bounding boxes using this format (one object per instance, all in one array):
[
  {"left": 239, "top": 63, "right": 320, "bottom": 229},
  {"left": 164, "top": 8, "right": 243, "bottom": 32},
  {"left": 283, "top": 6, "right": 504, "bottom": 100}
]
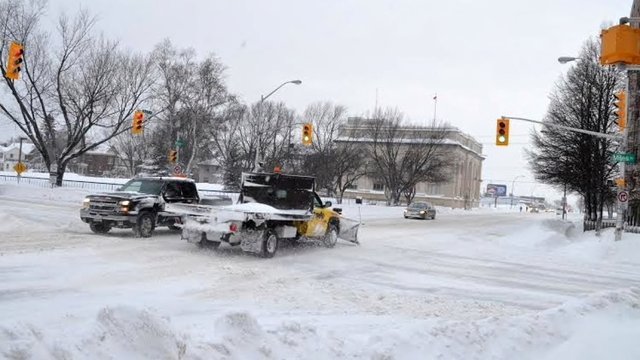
[
  {"left": 260, "top": 230, "right": 278, "bottom": 258},
  {"left": 134, "top": 212, "right": 155, "bottom": 238},
  {"left": 90, "top": 223, "right": 111, "bottom": 234},
  {"left": 198, "top": 233, "right": 220, "bottom": 249},
  {"left": 323, "top": 224, "right": 338, "bottom": 248}
]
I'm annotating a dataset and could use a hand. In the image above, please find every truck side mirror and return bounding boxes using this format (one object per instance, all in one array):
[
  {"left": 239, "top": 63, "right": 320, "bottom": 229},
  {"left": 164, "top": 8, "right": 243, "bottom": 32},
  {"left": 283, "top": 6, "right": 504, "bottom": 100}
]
[{"left": 324, "top": 201, "right": 332, "bottom": 208}]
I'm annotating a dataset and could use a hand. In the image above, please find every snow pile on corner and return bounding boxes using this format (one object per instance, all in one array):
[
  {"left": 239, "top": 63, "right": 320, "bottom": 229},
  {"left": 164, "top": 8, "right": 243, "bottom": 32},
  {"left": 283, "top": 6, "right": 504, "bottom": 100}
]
[{"left": 2, "top": 289, "right": 640, "bottom": 359}]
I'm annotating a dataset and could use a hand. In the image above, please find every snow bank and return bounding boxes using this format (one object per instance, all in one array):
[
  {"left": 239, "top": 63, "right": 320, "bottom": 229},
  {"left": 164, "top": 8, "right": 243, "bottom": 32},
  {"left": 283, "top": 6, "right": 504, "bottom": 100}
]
[
  {"left": 2, "top": 289, "right": 639, "bottom": 359},
  {"left": 0, "top": 183, "right": 89, "bottom": 205}
]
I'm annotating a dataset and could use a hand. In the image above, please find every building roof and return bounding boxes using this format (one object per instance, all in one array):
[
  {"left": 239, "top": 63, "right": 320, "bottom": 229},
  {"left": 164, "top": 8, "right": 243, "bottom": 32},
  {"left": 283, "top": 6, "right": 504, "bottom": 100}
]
[{"left": 1, "top": 143, "right": 35, "bottom": 155}]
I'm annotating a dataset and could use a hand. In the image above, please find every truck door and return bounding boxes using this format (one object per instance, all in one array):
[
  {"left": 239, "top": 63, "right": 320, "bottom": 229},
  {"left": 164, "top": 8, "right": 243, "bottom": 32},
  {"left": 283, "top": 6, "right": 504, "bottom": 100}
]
[{"left": 304, "top": 196, "right": 329, "bottom": 237}]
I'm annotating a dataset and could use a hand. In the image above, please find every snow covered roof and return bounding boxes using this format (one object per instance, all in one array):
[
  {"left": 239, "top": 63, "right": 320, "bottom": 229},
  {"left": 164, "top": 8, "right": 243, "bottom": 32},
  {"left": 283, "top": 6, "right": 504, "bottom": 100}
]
[
  {"left": 1, "top": 143, "right": 35, "bottom": 155},
  {"left": 334, "top": 137, "right": 485, "bottom": 158}
]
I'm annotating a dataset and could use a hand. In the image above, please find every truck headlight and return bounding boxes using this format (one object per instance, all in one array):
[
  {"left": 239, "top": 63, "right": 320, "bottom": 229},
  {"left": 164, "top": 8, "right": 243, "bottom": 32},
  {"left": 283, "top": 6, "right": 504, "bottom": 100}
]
[
  {"left": 419, "top": 211, "right": 426, "bottom": 215},
  {"left": 82, "top": 198, "right": 90, "bottom": 209},
  {"left": 118, "top": 200, "right": 131, "bottom": 213}
]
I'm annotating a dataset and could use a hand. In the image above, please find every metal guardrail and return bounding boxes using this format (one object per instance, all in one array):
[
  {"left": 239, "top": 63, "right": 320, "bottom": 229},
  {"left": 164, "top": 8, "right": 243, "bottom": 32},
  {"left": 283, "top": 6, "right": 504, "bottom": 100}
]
[
  {"left": 583, "top": 219, "right": 616, "bottom": 232},
  {"left": 0, "top": 174, "right": 239, "bottom": 202}
]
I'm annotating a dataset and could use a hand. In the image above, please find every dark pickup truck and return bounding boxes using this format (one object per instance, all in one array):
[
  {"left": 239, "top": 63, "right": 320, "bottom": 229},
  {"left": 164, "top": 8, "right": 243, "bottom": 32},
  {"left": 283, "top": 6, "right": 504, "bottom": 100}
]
[{"left": 80, "top": 177, "right": 224, "bottom": 237}]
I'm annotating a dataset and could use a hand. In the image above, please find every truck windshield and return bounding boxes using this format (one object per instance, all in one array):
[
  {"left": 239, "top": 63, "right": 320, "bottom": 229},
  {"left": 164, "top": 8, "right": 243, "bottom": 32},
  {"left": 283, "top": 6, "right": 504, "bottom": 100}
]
[{"left": 119, "top": 179, "right": 164, "bottom": 195}]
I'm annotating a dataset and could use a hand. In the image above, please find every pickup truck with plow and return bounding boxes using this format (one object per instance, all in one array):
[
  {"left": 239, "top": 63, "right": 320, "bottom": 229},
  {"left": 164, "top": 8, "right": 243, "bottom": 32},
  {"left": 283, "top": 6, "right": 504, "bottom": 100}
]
[
  {"left": 80, "top": 177, "right": 230, "bottom": 237},
  {"left": 178, "top": 172, "right": 360, "bottom": 258}
]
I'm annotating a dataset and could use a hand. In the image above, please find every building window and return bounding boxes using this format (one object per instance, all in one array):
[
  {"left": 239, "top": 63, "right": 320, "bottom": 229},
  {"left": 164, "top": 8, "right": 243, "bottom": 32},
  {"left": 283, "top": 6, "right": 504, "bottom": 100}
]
[
  {"left": 373, "top": 183, "right": 384, "bottom": 191},
  {"left": 9, "top": 153, "right": 14, "bottom": 159},
  {"left": 347, "top": 183, "right": 358, "bottom": 190}
]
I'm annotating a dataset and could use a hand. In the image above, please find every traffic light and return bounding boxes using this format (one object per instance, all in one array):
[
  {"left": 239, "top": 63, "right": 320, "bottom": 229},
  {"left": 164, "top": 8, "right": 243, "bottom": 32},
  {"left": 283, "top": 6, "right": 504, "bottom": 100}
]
[
  {"left": 302, "top": 123, "right": 313, "bottom": 146},
  {"left": 168, "top": 150, "right": 178, "bottom": 164},
  {"left": 132, "top": 110, "right": 145, "bottom": 135},
  {"left": 614, "top": 90, "right": 627, "bottom": 130},
  {"left": 5, "top": 41, "right": 24, "bottom": 80},
  {"left": 496, "top": 118, "right": 510, "bottom": 146}
]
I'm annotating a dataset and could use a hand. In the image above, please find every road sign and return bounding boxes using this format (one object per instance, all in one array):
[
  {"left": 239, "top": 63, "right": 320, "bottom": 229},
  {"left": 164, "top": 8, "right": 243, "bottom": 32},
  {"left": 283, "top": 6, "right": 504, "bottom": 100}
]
[
  {"left": 613, "top": 152, "right": 637, "bottom": 164},
  {"left": 175, "top": 139, "right": 186, "bottom": 148},
  {"left": 13, "top": 162, "right": 27, "bottom": 175},
  {"left": 173, "top": 164, "right": 182, "bottom": 175},
  {"left": 618, "top": 190, "right": 629, "bottom": 203}
]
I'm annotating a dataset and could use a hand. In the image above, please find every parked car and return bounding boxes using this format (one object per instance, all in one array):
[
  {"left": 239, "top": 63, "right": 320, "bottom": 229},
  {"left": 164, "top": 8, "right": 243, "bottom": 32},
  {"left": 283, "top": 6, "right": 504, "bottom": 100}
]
[{"left": 404, "top": 202, "right": 436, "bottom": 220}]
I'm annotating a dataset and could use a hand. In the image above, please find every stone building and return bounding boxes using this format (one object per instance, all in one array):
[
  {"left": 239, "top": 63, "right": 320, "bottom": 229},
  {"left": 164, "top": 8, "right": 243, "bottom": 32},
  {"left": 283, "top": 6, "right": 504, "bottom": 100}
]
[{"left": 335, "top": 118, "right": 484, "bottom": 208}]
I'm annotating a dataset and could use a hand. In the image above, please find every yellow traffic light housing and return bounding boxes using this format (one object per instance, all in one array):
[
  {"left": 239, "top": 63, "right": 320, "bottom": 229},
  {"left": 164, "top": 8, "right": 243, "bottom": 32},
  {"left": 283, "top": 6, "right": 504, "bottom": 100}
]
[
  {"left": 302, "top": 123, "right": 313, "bottom": 146},
  {"left": 5, "top": 41, "right": 24, "bottom": 80},
  {"left": 600, "top": 24, "right": 640, "bottom": 65},
  {"left": 614, "top": 91, "right": 627, "bottom": 130},
  {"left": 496, "top": 118, "right": 510, "bottom": 146},
  {"left": 132, "top": 110, "right": 145, "bottom": 135},
  {"left": 168, "top": 150, "right": 178, "bottom": 164}
]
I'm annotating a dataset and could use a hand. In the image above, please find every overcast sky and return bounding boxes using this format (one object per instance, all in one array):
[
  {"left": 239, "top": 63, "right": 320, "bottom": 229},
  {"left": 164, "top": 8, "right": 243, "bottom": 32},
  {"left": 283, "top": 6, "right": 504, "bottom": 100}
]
[{"left": 0, "top": 0, "right": 630, "bottom": 201}]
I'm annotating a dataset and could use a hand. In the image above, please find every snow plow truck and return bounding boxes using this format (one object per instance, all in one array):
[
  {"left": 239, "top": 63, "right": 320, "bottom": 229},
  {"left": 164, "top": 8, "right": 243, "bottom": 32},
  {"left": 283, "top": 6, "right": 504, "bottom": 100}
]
[{"left": 177, "top": 172, "right": 360, "bottom": 258}]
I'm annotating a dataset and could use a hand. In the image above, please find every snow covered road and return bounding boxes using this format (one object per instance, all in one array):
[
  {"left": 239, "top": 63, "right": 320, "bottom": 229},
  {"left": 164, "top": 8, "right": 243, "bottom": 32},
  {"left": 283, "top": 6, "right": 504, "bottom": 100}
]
[{"left": 2, "top": 184, "right": 640, "bottom": 359}]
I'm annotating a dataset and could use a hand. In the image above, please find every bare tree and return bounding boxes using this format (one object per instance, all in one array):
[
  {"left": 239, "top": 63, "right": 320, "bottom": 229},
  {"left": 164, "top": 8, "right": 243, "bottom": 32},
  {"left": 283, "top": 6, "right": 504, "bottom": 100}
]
[
  {"left": 365, "top": 107, "right": 452, "bottom": 206},
  {"left": 301, "top": 102, "right": 348, "bottom": 193},
  {"left": 108, "top": 132, "right": 152, "bottom": 177},
  {"left": 0, "top": 1, "right": 154, "bottom": 184},
  {"left": 148, "top": 40, "right": 231, "bottom": 176},
  {"left": 527, "top": 38, "right": 622, "bottom": 225},
  {"left": 208, "top": 101, "right": 248, "bottom": 189},
  {"left": 297, "top": 102, "right": 368, "bottom": 202},
  {"left": 235, "top": 101, "right": 296, "bottom": 171},
  {"left": 333, "top": 136, "right": 368, "bottom": 204}
]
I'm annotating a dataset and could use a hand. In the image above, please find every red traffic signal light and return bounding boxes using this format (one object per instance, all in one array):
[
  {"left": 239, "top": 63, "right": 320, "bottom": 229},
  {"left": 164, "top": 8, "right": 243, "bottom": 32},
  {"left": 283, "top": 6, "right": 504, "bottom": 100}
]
[
  {"left": 302, "top": 123, "right": 313, "bottom": 146},
  {"left": 5, "top": 41, "right": 24, "bottom": 80},
  {"left": 496, "top": 118, "right": 510, "bottom": 146},
  {"left": 132, "top": 110, "right": 145, "bottom": 135}
]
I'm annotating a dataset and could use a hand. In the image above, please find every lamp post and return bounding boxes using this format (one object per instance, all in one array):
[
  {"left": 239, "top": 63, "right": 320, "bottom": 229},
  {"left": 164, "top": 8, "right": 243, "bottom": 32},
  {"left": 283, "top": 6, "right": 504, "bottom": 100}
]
[
  {"left": 511, "top": 175, "right": 524, "bottom": 208},
  {"left": 253, "top": 80, "right": 302, "bottom": 172},
  {"left": 557, "top": 56, "right": 582, "bottom": 64},
  {"left": 16, "top": 137, "right": 27, "bottom": 183}
]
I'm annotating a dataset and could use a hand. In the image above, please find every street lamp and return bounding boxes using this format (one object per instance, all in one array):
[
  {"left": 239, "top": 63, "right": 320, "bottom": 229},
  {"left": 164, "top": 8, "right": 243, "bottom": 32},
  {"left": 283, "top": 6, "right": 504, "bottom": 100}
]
[
  {"left": 510, "top": 175, "right": 524, "bottom": 208},
  {"left": 253, "top": 80, "right": 302, "bottom": 172},
  {"left": 557, "top": 56, "right": 581, "bottom": 64}
]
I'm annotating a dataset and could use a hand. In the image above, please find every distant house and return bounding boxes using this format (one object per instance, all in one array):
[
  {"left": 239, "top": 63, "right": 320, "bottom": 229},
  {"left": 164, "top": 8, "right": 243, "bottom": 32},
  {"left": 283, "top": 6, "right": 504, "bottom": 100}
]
[
  {"left": 0, "top": 142, "right": 36, "bottom": 172},
  {"left": 67, "top": 150, "right": 118, "bottom": 176},
  {"left": 197, "top": 159, "right": 223, "bottom": 184}
]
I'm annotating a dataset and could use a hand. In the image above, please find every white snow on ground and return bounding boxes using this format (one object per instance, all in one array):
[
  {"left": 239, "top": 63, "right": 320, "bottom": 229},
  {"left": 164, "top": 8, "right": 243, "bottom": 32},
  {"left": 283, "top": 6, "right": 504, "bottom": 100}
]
[{"left": 1, "top": 182, "right": 640, "bottom": 359}]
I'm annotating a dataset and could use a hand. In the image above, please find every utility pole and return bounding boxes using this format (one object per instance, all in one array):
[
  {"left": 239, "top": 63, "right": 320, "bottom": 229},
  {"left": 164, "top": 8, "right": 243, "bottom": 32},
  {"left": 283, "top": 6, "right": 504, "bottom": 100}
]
[{"left": 17, "top": 137, "right": 24, "bottom": 183}]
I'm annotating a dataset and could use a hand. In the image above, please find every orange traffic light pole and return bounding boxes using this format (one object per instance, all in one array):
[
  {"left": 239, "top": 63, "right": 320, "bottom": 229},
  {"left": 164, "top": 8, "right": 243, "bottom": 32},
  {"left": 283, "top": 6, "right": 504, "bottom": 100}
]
[{"left": 499, "top": 116, "right": 623, "bottom": 141}]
